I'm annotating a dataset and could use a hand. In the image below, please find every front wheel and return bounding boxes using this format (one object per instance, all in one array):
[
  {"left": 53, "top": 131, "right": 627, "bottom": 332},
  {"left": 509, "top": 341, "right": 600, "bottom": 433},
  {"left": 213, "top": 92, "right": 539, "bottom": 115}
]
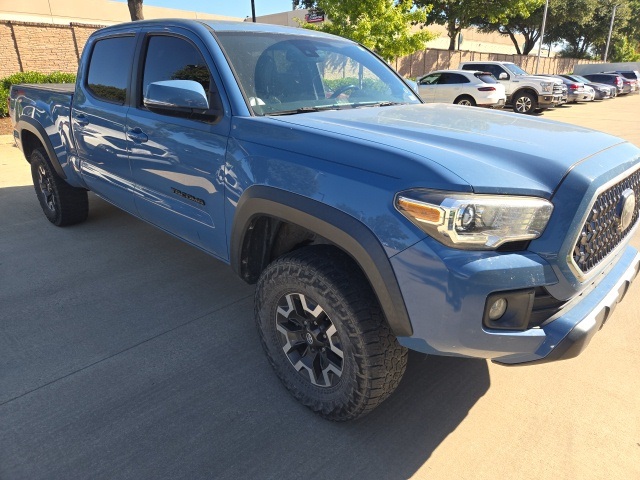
[
  {"left": 255, "top": 246, "right": 407, "bottom": 421},
  {"left": 512, "top": 92, "right": 537, "bottom": 114},
  {"left": 454, "top": 95, "right": 476, "bottom": 106}
]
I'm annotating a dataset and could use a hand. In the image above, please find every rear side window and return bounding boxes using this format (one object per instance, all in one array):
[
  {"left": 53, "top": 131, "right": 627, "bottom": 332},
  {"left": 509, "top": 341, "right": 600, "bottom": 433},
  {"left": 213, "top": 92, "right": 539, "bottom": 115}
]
[
  {"left": 439, "top": 73, "right": 469, "bottom": 84},
  {"left": 86, "top": 36, "right": 136, "bottom": 104},
  {"left": 142, "top": 35, "right": 211, "bottom": 99}
]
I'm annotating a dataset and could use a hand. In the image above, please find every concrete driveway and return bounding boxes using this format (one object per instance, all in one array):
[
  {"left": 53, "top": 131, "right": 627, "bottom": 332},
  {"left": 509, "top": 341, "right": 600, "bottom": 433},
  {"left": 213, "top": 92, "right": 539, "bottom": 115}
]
[{"left": 1, "top": 94, "right": 639, "bottom": 480}]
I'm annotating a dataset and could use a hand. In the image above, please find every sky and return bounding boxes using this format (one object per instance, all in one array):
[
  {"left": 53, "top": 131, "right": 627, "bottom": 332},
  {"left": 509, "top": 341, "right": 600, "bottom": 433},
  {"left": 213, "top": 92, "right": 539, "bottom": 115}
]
[{"left": 136, "top": 0, "right": 298, "bottom": 19}]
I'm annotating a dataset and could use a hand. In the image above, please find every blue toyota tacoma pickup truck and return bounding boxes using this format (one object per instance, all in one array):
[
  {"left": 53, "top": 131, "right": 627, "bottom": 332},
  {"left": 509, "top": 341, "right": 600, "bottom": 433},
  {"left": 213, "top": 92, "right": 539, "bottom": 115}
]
[{"left": 9, "top": 19, "right": 640, "bottom": 421}]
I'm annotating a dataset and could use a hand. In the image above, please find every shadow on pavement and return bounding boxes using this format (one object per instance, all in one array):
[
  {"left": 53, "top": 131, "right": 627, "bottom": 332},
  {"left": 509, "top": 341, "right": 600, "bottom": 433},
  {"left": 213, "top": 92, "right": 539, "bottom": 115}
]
[{"left": 1, "top": 189, "right": 490, "bottom": 480}]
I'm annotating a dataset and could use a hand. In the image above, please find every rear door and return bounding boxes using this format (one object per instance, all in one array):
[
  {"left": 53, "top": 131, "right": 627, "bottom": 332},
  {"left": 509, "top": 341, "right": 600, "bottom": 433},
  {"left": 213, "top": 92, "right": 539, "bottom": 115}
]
[
  {"left": 126, "top": 27, "right": 231, "bottom": 259},
  {"left": 72, "top": 30, "right": 139, "bottom": 213}
]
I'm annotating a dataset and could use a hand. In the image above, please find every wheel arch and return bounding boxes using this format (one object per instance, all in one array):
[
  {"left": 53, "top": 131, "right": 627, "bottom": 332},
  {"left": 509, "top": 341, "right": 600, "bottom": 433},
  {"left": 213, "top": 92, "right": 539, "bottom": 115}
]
[
  {"left": 230, "top": 185, "right": 413, "bottom": 337},
  {"left": 511, "top": 87, "right": 538, "bottom": 100},
  {"left": 453, "top": 94, "right": 476, "bottom": 105},
  {"left": 17, "top": 117, "right": 67, "bottom": 179}
]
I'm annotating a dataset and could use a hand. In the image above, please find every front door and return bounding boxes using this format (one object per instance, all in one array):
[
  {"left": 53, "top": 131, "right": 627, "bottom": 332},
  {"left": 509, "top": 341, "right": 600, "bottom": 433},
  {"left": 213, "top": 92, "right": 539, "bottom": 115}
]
[{"left": 126, "top": 30, "right": 231, "bottom": 259}]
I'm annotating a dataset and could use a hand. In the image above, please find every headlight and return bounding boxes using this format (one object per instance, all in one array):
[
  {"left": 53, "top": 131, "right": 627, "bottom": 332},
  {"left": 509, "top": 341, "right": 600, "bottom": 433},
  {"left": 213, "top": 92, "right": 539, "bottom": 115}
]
[
  {"left": 540, "top": 81, "right": 554, "bottom": 93},
  {"left": 395, "top": 190, "right": 553, "bottom": 249}
]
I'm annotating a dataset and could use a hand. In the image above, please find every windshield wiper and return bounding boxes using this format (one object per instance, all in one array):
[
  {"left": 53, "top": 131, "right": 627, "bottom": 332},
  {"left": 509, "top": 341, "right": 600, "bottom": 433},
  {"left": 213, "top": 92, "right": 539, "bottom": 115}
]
[
  {"left": 351, "top": 101, "right": 406, "bottom": 108},
  {"left": 266, "top": 105, "right": 345, "bottom": 116}
]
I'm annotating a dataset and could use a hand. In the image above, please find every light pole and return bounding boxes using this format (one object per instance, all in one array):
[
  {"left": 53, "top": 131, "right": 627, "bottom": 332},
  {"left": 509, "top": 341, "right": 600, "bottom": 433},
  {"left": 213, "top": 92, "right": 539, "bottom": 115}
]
[
  {"left": 535, "top": 0, "right": 550, "bottom": 74},
  {"left": 251, "top": 0, "right": 256, "bottom": 22},
  {"left": 604, "top": 4, "right": 617, "bottom": 62}
]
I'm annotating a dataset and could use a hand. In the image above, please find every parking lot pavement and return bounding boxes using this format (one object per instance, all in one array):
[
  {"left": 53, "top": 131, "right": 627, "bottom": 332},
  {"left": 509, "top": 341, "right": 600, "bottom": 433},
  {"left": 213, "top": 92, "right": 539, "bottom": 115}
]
[
  {"left": 1, "top": 95, "right": 639, "bottom": 480},
  {"left": 542, "top": 91, "right": 640, "bottom": 146}
]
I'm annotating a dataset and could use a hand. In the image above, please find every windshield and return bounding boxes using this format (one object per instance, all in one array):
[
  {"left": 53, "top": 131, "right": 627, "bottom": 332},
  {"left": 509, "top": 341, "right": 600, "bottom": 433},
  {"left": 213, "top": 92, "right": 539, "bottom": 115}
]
[
  {"left": 214, "top": 31, "right": 421, "bottom": 116},
  {"left": 503, "top": 63, "right": 530, "bottom": 76}
]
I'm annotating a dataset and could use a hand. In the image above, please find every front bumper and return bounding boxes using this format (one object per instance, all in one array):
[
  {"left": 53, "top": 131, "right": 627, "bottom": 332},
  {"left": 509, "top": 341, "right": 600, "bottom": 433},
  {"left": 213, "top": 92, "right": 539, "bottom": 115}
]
[
  {"left": 496, "top": 248, "right": 640, "bottom": 364},
  {"left": 392, "top": 239, "right": 640, "bottom": 365},
  {"left": 537, "top": 93, "right": 562, "bottom": 107}
]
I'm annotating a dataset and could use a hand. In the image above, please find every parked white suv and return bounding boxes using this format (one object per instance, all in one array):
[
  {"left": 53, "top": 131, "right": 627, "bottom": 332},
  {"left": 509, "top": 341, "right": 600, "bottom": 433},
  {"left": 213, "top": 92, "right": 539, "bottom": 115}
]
[
  {"left": 416, "top": 70, "right": 506, "bottom": 108},
  {"left": 459, "top": 61, "right": 563, "bottom": 114}
]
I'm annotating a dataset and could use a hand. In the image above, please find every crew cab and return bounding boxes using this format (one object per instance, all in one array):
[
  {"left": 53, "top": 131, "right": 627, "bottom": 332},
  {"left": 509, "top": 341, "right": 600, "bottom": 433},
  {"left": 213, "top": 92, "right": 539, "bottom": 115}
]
[
  {"left": 9, "top": 20, "right": 640, "bottom": 421},
  {"left": 459, "top": 60, "right": 564, "bottom": 114}
]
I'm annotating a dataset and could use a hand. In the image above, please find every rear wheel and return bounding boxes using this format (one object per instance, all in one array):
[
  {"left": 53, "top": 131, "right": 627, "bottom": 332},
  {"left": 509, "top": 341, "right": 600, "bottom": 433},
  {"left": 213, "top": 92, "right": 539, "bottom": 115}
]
[
  {"left": 512, "top": 91, "right": 537, "bottom": 114},
  {"left": 255, "top": 246, "right": 407, "bottom": 421},
  {"left": 30, "top": 148, "right": 88, "bottom": 226}
]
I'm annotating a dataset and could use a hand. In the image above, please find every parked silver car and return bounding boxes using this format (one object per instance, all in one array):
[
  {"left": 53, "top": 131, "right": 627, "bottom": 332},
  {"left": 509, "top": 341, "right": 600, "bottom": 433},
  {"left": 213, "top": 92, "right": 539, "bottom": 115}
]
[{"left": 561, "top": 74, "right": 615, "bottom": 100}]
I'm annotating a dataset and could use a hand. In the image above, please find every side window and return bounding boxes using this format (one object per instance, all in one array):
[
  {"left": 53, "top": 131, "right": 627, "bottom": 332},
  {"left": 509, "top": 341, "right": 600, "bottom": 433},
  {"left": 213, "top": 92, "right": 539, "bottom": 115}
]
[
  {"left": 86, "top": 36, "right": 136, "bottom": 104},
  {"left": 488, "top": 66, "right": 505, "bottom": 79},
  {"left": 420, "top": 74, "right": 440, "bottom": 85},
  {"left": 142, "top": 35, "right": 211, "bottom": 100},
  {"left": 445, "top": 73, "right": 469, "bottom": 84}
]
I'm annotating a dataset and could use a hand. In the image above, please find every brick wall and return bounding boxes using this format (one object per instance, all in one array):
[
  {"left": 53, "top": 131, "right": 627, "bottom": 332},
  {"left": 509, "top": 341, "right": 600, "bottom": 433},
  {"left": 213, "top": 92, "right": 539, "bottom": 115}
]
[{"left": 0, "top": 20, "right": 104, "bottom": 78}]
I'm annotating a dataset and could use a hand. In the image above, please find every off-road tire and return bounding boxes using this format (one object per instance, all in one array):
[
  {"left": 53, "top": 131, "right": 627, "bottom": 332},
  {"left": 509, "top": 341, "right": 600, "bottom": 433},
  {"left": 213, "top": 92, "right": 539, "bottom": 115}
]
[
  {"left": 255, "top": 245, "right": 408, "bottom": 421},
  {"left": 30, "top": 148, "right": 88, "bottom": 226},
  {"left": 512, "top": 91, "right": 537, "bottom": 114}
]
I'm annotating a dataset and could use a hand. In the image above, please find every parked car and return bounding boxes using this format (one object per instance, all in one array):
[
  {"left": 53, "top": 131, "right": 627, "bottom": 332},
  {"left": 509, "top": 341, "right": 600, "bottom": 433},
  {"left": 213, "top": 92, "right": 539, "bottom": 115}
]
[
  {"left": 612, "top": 70, "right": 640, "bottom": 94},
  {"left": 540, "top": 74, "right": 589, "bottom": 103},
  {"left": 416, "top": 69, "right": 506, "bottom": 107},
  {"left": 583, "top": 84, "right": 596, "bottom": 101},
  {"left": 582, "top": 73, "right": 630, "bottom": 95},
  {"left": 561, "top": 74, "right": 615, "bottom": 100},
  {"left": 459, "top": 61, "right": 563, "bottom": 114}
]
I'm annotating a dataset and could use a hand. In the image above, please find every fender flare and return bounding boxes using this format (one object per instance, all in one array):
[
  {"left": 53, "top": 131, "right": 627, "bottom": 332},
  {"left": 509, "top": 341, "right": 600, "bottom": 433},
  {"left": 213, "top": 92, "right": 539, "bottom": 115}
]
[
  {"left": 230, "top": 185, "right": 413, "bottom": 337},
  {"left": 17, "top": 117, "right": 67, "bottom": 179},
  {"left": 511, "top": 87, "right": 539, "bottom": 100}
]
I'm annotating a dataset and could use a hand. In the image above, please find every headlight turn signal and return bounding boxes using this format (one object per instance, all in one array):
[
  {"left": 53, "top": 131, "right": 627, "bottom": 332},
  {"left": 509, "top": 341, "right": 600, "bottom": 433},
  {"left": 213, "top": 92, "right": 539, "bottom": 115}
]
[{"left": 395, "top": 189, "right": 553, "bottom": 249}]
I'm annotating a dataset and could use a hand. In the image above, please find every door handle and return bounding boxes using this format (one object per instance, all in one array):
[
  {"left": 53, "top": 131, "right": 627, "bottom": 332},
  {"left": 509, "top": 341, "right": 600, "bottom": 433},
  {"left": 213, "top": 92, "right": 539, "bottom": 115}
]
[
  {"left": 127, "top": 127, "right": 148, "bottom": 144},
  {"left": 75, "top": 113, "right": 89, "bottom": 126}
]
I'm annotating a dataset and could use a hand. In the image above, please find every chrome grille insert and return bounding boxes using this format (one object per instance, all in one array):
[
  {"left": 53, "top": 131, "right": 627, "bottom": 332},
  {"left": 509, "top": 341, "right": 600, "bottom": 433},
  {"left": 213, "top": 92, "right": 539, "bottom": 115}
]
[{"left": 572, "top": 168, "right": 640, "bottom": 276}]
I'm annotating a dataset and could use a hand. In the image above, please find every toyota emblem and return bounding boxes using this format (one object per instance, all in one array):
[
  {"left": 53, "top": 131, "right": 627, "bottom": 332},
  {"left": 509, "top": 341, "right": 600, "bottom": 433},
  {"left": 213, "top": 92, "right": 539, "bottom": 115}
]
[{"left": 617, "top": 188, "right": 636, "bottom": 232}]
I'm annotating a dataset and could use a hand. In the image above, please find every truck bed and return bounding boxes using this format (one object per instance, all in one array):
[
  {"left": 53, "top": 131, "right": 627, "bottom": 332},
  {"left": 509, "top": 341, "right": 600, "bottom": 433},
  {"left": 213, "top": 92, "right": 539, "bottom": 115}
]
[{"left": 15, "top": 83, "right": 76, "bottom": 94}]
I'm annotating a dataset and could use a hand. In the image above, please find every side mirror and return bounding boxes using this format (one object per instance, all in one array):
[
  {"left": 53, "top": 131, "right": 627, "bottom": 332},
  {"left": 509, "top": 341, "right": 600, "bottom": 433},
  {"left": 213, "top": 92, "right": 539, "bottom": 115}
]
[
  {"left": 144, "top": 80, "right": 223, "bottom": 122},
  {"left": 404, "top": 78, "right": 419, "bottom": 94},
  {"left": 145, "top": 80, "right": 209, "bottom": 110},
  {"left": 498, "top": 72, "right": 508, "bottom": 80}
]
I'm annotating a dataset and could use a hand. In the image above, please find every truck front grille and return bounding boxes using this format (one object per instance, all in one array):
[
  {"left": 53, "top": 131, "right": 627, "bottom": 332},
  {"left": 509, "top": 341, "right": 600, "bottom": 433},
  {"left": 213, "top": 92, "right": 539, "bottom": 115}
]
[
  {"left": 553, "top": 84, "right": 564, "bottom": 94},
  {"left": 573, "top": 169, "right": 640, "bottom": 275}
]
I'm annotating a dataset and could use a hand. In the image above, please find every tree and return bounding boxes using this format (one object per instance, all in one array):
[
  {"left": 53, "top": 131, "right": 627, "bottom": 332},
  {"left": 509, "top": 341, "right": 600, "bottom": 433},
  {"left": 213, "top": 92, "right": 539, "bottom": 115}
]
[
  {"left": 548, "top": 0, "right": 631, "bottom": 59},
  {"left": 474, "top": 1, "right": 545, "bottom": 55},
  {"left": 127, "top": 0, "right": 144, "bottom": 21},
  {"left": 414, "top": 0, "right": 538, "bottom": 51},
  {"left": 301, "top": 0, "right": 436, "bottom": 61}
]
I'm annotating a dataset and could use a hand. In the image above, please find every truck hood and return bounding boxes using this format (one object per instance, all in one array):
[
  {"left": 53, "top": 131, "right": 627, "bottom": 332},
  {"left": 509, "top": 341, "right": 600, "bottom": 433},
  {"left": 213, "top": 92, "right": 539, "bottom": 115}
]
[
  {"left": 517, "top": 74, "right": 562, "bottom": 84},
  {"left": 266, "top": 103, "right": 626, "bottom": 197}
]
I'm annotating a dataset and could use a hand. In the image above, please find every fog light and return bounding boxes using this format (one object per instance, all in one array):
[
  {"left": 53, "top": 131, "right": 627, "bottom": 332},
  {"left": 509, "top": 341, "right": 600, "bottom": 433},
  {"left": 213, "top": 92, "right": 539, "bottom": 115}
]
[
  {"left": 488, "top": 298, "right": 508, "bottom": 320},
  {"left": 483, "top": 289, "right": 535, "bottom": 331}
]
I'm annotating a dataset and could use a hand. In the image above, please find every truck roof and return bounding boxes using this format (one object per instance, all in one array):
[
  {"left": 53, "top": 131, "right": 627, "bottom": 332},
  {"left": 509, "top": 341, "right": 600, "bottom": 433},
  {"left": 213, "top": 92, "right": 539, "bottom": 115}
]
[{"left": 94, "top": 18, "right": 344, "bottom": 40}]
